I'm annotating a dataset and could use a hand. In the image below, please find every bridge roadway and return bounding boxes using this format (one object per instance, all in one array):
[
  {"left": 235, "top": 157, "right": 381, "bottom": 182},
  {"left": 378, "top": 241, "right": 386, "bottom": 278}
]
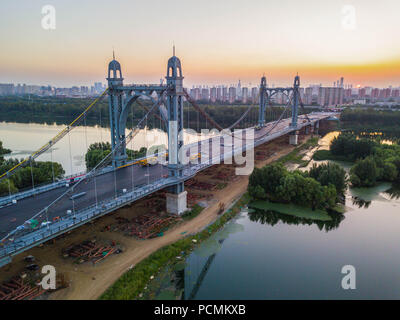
[{"left": 0, "top": 113, "right": 334, "bottom": 257}]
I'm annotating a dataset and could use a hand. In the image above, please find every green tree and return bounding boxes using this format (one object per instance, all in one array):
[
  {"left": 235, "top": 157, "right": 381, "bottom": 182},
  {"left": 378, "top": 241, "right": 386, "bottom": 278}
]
[
  {"left": 308, "top": 162, "right": 347, "bottom": 195},
  {"left": 381, "top": 162, "right": 398, "bottom": 182},
  {"left": 350, "top": 157, "right": 378, "bottom": 187},
  {"left": 248, "top": 185, "right": 266, "bottom": 200},
  {"left": 0, "top": 179, "right": 18, "bottom": 197}
]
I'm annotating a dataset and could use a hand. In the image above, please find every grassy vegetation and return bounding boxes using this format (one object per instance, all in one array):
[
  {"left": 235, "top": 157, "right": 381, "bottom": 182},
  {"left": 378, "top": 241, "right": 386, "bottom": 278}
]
[
  {"left": 181, "top": 204, "right": 204, "bottom": 221},
  {"left": 277, "top": 136, "right": 319, "bottom": 166},
  {"left": 249, "top": 200, "right": 332, "bottom": 221},
  {"left": 313, "top": 149, "right": 352, "bottom": 162},
  {"left": 216, "top": 182, "right": 228, "bottom": 190},
  {"left": 99, "top": 193, "right": 251, "bottom": 300}
]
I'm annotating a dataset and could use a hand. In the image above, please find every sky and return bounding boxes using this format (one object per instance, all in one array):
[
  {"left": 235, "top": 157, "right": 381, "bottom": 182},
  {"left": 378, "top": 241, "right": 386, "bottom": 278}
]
[{"left": 0, "top": 0, "right": 399, "bottom": 88}]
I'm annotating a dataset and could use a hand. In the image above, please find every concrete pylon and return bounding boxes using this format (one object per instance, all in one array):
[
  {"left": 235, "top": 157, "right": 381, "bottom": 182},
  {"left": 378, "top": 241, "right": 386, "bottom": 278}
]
[{"left": 289, "top": 131, "right": 299, "bottom": 145}]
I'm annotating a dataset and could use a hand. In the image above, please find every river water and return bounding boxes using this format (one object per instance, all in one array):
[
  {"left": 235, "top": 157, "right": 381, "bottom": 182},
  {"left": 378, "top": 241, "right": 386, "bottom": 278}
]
[
  {"left": 0, "top": 122, "right": 208, "bottom": 176},
  {"left": 181, "top": 183, "right": 400, "bottom": 299}
]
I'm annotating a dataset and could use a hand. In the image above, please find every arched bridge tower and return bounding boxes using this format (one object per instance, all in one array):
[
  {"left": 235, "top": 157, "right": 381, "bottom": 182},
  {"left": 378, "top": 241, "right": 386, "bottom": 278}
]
[
  {"left": 258, "top": 75, "right": 267, "bottom": 127},
  {"left": 165, "top": 48, "right": 187, "bottom": 214},
  {"left": 291, "top": 75, "right": 300, "bottom": 128},
  {"left": 107, "top": 54, "right": 126, "bottom": 167}
]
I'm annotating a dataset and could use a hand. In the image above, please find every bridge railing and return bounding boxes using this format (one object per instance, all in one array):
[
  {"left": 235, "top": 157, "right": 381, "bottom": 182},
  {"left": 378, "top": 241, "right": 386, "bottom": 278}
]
[{"left": 0, "top": 176, "right": 180, "bottom": 260}]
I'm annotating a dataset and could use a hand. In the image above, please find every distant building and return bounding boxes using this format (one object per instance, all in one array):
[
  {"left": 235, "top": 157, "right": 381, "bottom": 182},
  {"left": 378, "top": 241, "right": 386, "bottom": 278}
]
[
  {"left": 251, "top": 87, "right": 258, "bottom": 104},
  {"left": 201, "top": 87, "right": 209, "bottom": 101},
  {"left": 242, "top": 87, "right": 248, "bottom": 103},
  {"left": 317, "top": 87, "right": 344, "bottom": 107},
  {"left": 210, "top": 87, "right": 217, "bottom": 103},
  {"left": 94, "top": 82, "right": 104, "bottom": 94},
  {"left": 190, "top": 87, "right": 200, "bottom": 100},
  {"left": 222, "top": 87, "right": 228, "bottom": 102},
  {"left": 0, "top": 83, "right": 15, "bottom": 95},
  {"left": 228, "top": 87, "right": 236, "bottom": 104},
  {"left": 216, "top": 86, "right": 222, "bottom": 101}
]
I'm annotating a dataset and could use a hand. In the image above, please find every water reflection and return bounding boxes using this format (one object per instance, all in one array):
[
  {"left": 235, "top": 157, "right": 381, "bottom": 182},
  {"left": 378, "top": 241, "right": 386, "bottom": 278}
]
[
  {"left": 248, "top": 209, "right": 345, "bottom": 232},
  {"left": 384, "top": 184, "right": 400, "bottom": 200},
  {"left": 351, "top": 196, "right": 372, "bottom": 208}
]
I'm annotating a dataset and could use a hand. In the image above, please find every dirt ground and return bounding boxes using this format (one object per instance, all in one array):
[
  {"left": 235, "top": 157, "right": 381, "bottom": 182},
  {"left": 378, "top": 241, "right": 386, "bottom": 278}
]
[{"left": 0, "top": 134, "right": 312, "bottom": 300}]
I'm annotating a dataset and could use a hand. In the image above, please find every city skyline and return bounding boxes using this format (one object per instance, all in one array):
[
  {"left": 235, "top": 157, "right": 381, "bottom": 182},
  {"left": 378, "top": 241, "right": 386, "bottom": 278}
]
[{"left": 1, "top": 1, "right": 400, "bottom": 87}]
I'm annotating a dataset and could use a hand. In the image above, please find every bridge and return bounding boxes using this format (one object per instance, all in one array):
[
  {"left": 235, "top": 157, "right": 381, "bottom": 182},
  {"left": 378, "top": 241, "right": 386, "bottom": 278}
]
[{"left": 0, "top": 51, "right": 338, "bottom": 267}]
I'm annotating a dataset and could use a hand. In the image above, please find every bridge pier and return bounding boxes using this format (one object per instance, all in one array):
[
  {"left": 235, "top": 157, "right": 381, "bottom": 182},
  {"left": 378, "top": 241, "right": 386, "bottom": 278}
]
[
  {"left": 305, "top": 125, "right": 310, "bottom": 135},
  {"left": 166, "top": 191, "right": 188, "bottom": 215},
  {"left": 289, "top": 131, "right": 299, "bottom": 145},
  {"left": 314, "top": 121, "right": 320, "bottom": 135}
]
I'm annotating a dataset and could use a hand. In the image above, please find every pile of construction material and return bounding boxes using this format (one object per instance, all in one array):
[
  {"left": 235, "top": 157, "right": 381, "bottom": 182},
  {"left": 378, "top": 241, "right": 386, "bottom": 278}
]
[
  {"left": 185, "top": 179, "right": 216, "bottom": 191},
  {"left": 62, "top": 240, "right": 120, "bottom": 264},
  {"left": 113, "top": 213, "right": 182, "bottom": 239},
  {"left": 187, "top": 193, "right": 211, "bottom": 206},
  {"left": 212, "top": 166, "right": 238, "bottom": 182},
  {"left": 255, "top": 150, "right": 271, "bottom": 161},
  {"left": 0, "top": 277, "right": 46, "bottom": 300},
  {"left": 201, "top": 168, "right": 214, "bottom": 176}
]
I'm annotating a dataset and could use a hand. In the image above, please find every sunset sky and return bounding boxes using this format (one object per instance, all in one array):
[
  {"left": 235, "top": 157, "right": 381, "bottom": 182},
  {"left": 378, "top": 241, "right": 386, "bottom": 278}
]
[{"left": 0, "top": 0, "right": 399, "bottom": 88}]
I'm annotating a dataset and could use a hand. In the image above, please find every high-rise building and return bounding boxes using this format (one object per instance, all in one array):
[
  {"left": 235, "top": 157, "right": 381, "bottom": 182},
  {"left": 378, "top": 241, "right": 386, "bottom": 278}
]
[
  {"left": 242, "top": 87, "right": 248, "bottom": 103},
  {"left": 251, "top": 87, "right": 258, "bottom": 104},
  {"left": 190, "top": 87, "right": 200, "bottom": 100},
  {"left": 210, "top": 87, "right": 217, "bottom": 103},
  {"left": 94, "top": 82, "right": 103, "bottom": 94},
  {"left": 236, "top": 80, "right": 241, "bottom": 99},
  {"left": 201, "top": 87, "right": 209, "bottom": 101},
  {"left": 216, "top": 86, "right": 222, "bottom": 101},
  {"left": 228, "top": 87, "right": 236, "bottom": 104},
  {"left": 222, "top": 87, "right": 228, "bottom": 102},
  {"left": 0, "top": 84, "right": 15, "bottom": 95}
]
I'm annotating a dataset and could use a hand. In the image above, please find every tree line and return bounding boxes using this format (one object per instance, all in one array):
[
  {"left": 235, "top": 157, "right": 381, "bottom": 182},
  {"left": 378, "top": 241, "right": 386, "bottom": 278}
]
[
  {"left": 0, "top": 96, "right": 314, "bottom": 131},
  {"left": 315, "top": 133, "right": 400, "bottom": 187},
  {"left": 84, "top": 142, "right": 147, "bottom": 170},
  {"left": 340, "top": 108, "right": 400, "bottom": 141},
  {"left": 248, "top": 162, "right": 347, "bottom": 211},
  {"left": 331, "top": 134, "right": 400, "bottom": 187},
  {"left": 0, "top": 155, "right": 64, "bottom": 197}
]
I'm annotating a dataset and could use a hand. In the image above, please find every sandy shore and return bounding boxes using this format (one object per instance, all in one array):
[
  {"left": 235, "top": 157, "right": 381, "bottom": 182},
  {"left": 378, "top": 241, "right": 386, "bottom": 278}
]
[{"left": 0, "top": 134, "right": 313, "bottom": 300}]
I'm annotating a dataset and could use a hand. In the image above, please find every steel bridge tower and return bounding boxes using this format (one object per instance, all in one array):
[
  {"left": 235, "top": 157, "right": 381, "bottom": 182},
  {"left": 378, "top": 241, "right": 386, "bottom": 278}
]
[
  {"left": 106, "top": 50, "right": 187, "bottom": 214},
  {"left": 258, "top": 75, "right": 267, "bottom": 127},
  {"left": 165, "top": 48, "right": 187, "bottom": 214},
  {"left": 107, "top": 54, "right": 126, "bottom": 167},
  {"left": 291, "top": 75, "right": 300, "bottom": 129}
]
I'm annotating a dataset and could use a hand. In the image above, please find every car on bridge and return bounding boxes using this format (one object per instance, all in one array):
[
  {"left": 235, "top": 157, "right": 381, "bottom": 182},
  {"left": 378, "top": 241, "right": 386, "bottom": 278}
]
[{"left": 69, "top": 192, "right": 87, "bottom": 200}]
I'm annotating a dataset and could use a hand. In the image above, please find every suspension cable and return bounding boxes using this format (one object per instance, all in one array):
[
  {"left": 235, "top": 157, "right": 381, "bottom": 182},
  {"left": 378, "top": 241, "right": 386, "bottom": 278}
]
[{"left": 0, "top": 89, "right": 108, "bottom": 182}]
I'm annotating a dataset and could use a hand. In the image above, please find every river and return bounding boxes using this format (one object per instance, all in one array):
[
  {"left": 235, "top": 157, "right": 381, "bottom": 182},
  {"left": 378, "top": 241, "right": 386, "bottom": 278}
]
[
  {"left": 180, "top": 183, "right": 400, "bottom": 299},
  {"left": 0, "top": 122, "right": 210, "bottom": 176}
]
